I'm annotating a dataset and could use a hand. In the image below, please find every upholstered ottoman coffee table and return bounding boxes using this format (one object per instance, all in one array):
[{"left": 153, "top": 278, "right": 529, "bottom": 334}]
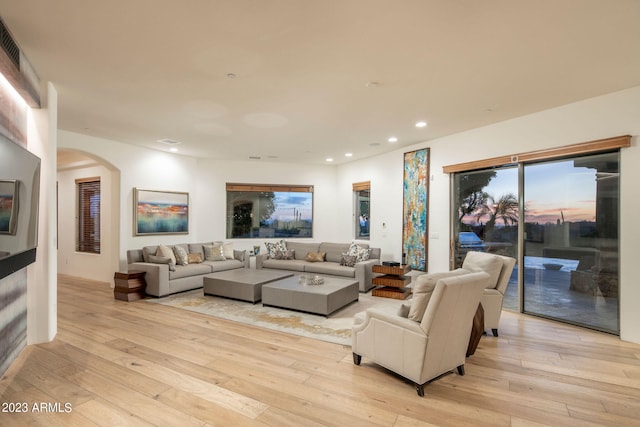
[
  {"left": 203, "top": 269, "right": 293, "bottom": 303},
  {"left": 262, "top": 275, "right": 359, "bottom": 316}
]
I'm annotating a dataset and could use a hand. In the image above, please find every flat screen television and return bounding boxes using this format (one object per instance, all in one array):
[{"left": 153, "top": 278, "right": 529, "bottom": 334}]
[{"left": 0, "top": 135, "right": 41, "bottom": 280}]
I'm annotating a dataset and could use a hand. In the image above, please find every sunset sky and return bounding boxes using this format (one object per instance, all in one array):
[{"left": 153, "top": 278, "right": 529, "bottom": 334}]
[{"left": 463, "top": 159, "right": 598, "bottom": 225}]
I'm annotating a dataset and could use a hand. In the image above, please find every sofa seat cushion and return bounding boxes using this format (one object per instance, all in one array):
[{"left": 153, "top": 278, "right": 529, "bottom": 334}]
[
  {"left": 203, "top": 259, "right": 243, "bottom": 272},
  {"left": 169, "top": 263, "right": 213, "bottom": 280},
  {"left": 262, "top": 259, "right": 307, "bottom": 271},
  {"left": 305, "top": 261, "right": 355, "bottom": 278}
]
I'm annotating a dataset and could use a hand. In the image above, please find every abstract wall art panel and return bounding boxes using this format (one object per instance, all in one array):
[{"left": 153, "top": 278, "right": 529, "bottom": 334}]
[{"left": 403, "top": 148, "right": 429, "bottom": 271}]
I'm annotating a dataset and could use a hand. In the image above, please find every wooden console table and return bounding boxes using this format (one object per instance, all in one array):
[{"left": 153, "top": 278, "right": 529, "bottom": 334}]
[
  {"left": 371, "top": 264, "right": 411, "bottom": 299},
  {"left": 113, "top": 270, "right": 147, "bottom": 301}
]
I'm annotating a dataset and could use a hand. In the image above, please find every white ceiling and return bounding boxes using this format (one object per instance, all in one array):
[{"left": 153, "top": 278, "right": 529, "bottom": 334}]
[{"left": 2, "top": 0, "right": 640, "bottom": 165}]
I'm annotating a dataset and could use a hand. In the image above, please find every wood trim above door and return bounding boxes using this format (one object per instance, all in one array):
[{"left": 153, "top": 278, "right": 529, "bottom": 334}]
[{"left": 443, "top": 135, "right": 631, "bottom": 174}]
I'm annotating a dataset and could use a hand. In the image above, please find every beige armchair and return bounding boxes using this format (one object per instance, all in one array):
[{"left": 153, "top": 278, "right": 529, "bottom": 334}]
[
  {"left": 462, "top": 251, "right": 516, "bottom": 337},
  {"left": 352, "top": 272, "right": 490, "bottom": 396}
]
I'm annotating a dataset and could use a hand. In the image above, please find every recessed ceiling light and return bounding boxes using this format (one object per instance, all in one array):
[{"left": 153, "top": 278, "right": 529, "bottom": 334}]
[
  {"left": 345, "top": 153, "right": 353, "bottom": 157},
  {"left": 326, "top": 158, "right": 334, "bottom": 162},
  {"left": 388, "top": 136, "right": 398, "bottom": 143},
  {"left": 415, "top": 121, "right": 427, "bottom": 128},
  {"left": 369, "top": 142, "right": 380, "bottom": 147},
  {"left": 169, "top": 147, "right": 179, "bottom": 153},
  {"left": 226, "top": 73, "right": 236, "bottom": 78},
  {"left": 249, "top": 156, "right": 261, "bottom": 160}
]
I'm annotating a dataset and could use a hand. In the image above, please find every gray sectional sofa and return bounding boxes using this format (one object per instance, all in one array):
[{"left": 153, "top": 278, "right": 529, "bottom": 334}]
[
  {"left": 127, "top": 242, "right": 249, "bottom": 297},
  {"left": 255, "top": 241, "right": 380, "bottom": 292}
]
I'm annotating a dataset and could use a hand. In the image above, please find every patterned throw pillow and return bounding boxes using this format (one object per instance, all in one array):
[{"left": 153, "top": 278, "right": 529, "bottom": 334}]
[
  {"left": 265, "top": 240, "right": 287, "bottom": 258},
  {"left": 187, "top": 253, "right": 203, "bottom": 263},
  {"left": 340, "top": 253, "right": 357, "bottom": 267},
  {"left": 275, "top": 249, "right": 295, "bottom": 260},
  {"left": 173, "top": 245, "right": 189, "bottom": 266},
  {"left": 348, "top": 242, "right": 370, "bottom": 262},
  {"left": 305, "top": 251, "right": 326, "bottom": 262},
  {"left": 204, "top": 244, "right": 226, "bottom": 261}
]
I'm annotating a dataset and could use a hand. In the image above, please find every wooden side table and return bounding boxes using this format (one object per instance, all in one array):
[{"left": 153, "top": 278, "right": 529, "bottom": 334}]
[
  {"left": 113, "top": 270, "right": 147, "bottom": 301},
  {"left": 371, "top": 264, "right": 411, "bottom": 299}
]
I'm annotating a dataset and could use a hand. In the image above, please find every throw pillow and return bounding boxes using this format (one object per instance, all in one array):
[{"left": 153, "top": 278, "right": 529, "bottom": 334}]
[
  {"left": 265, "top": 240, "right": 287, "bottom": 258},
  {"left": 408, "top": 269, "right": 468, "bottom": 322},
  {"left": 305, "top": 251, "right": 325, "bottom": 262},
  {"left": 348, "top": 242, "right": 370, "bottom": 262},
  {"left": 462, "top": 252, "right": 503, "bottom": 289},
  {"left": 173, "top": 245, "right": 189, "bottom": 266},
  {"left": 147, "top": 254, "right": 176, "bottom": 271},
  {"left": 223, "top": 242, "right": 234, "bottom": 259},
  {"left": 339, "top": 253, "right": 357, "bottom": 267},
  {"left": 187, "top": 253, "right": 203, "bottom": 264},
  {"left": 204, "top": 244, "right": 226, "bottom": 261},
  {"left": 156, "top": 244, "right": 177, "bottom": 266},
  {"left": 275, "top": 249, "right": 295, "bottom": 260}
]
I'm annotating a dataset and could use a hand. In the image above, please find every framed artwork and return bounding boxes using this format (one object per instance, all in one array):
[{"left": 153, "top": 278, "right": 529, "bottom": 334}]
[
  {"left": 134, "top": 188, "right": 189, "bottom": 235},
  {"left": 403, "top": 148, "right": 429, "bottom": 271},
  {"left": 0, "top": 180, "right": 18, "bottom": 235}
]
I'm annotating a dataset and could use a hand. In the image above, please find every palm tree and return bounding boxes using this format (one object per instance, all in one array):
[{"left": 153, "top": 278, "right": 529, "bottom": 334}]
[{"left": 475, "top": 193, "right": 519, "bottom": 230}]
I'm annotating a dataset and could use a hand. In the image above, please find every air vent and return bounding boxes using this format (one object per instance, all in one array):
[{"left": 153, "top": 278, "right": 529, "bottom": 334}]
[
  {"left": 157, "top": 139, "right": 181, "bottom": 145},
  {"left": 0, "top": 19, "right": 20, "bottom": 69}
]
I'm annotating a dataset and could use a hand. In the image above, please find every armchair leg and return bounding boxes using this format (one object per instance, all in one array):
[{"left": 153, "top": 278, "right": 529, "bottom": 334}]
[
  {"left": 457, "top": 365, "right": 465, "bottom": 376},
  {"left": 492, "top": 328, "right": 499, "bottom": 337},
  {"left": 416, "top": 383, "right": 425, "bottom": 397},
  {"left": 352, "top": 353, "right": 361, "bottom": 365}
]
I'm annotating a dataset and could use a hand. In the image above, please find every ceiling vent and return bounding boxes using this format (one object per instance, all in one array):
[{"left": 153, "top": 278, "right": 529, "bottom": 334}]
[
  {"left": 157, "top": 138, "right": 181, "bottom": 145},
  {"left": 0, "top": 19, "right": 19, "bottom": 68},
  {"left": 0, "top": 17, "right": 40, "bottom": 107}
]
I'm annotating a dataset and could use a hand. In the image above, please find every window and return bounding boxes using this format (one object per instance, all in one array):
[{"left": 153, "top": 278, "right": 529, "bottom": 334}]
[
  {"left": 76, "top": 178, "right": 100, "bottom": 254},
  {"left": 353, "top": 181, "right": 370, "bottom": 240},
  {"left": 226, "top": 183, "right": 313, "bottom": 238}
]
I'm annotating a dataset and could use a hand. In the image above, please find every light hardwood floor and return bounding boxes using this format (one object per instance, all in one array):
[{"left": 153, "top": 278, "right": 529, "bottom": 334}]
[{"left": 1, "top": 275, "right": 639, "bottom": 426}]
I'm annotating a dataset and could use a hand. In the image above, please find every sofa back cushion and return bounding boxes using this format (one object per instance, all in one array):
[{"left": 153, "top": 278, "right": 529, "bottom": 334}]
[
  {"left": 285, "top": 241, "right": 320, "bottom": 260},
  {"left": 409, "top": 268, "right": 468, "bottom": 322},
  {"left": 462, "top": 251, "right": 503, "bottom": 289},
  {"left": 319, "top": 242, "right": 351, "bottom": 263}
]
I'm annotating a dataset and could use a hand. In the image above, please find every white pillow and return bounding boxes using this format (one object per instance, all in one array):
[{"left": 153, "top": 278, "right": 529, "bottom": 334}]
[
  {"left": 156, "top": 244, "right": 177, "bottom": 266},
  {"left": 223, "top": 242, "right": 234, "bottom": 259},
  {"left": 408, "top": 269, "right": 468, "bottom": 321},
  {"left": 462, "top": 252, "right": 503, "bottom": 289}
]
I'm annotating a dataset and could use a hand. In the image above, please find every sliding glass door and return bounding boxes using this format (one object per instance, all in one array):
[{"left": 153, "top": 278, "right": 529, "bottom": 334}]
[
  {"left": 452, "top": 150, "right": 620, "bottom": 334},
  {"left": 452, "top": 166, "right": 519, "bottom": 309},
  {"left": 522, "top": 152, "right": 619, "bottom": 333}
]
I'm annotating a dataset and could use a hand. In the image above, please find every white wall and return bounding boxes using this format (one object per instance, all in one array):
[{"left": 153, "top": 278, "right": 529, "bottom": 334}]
[
  {"left": 27, "top": 82, "right": 58, "bottom": 344},
  {"left": 338, "top": 85, "right": 640, "bottom": 343}
]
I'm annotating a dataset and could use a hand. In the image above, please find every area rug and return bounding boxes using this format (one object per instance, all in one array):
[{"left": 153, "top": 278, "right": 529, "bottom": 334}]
[{"left": 147, "top": 289, "right": 410, "bottom": 346}]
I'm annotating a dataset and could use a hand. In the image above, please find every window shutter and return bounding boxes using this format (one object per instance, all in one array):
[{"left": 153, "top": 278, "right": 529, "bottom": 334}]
[{"left": 76, "top": 178, "right": 100, "bottom": 254}]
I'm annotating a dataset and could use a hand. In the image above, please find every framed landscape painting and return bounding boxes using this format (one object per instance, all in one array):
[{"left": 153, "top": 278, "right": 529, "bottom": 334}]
[
  {"left": 402, "top": 148, "right": 429, "bottom": 271},
  {"left": 0, "top": 180, "right": 18, "bottom": 235},
  {"left": 134, "top": 188, "right": 189, "bottom": 235}
]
